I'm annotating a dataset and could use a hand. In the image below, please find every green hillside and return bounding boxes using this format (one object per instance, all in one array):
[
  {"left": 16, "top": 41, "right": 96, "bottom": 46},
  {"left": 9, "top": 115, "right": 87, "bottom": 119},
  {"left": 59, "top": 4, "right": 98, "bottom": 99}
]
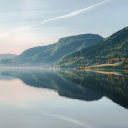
[
  {"left": 58, "top": 26, "right": 128, "bottom": 67},
  {"left": 0, "top": 34, "right": 103, "bottom": 66}
]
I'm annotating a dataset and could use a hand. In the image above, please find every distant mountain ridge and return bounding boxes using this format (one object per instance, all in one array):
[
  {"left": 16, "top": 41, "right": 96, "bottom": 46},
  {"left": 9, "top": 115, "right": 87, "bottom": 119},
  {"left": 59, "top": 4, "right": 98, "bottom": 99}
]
[
  {"left": 58, "top": 26, "right": 128, "bottom": 67},
  {"left": 0, "top": 54, "right": 17, "bottom": 60},
  {"left": 0, "top": 34, "right": 103, "bottom": 66}
]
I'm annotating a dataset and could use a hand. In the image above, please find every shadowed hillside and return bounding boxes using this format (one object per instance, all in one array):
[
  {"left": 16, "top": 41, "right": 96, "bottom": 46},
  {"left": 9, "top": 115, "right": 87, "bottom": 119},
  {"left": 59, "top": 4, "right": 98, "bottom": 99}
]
[
  {"left": 58, "top": 26, "right": 128, "bottom": 67},
  {"left": 0, "top": 34, "right": 103, "bottom": 66}
]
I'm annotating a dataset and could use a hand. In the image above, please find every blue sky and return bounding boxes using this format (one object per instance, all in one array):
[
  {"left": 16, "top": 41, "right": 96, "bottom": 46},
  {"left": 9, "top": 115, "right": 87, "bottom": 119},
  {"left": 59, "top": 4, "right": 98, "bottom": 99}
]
[{"left": 0, "top": 0, "right": 128, "bottom": 54}]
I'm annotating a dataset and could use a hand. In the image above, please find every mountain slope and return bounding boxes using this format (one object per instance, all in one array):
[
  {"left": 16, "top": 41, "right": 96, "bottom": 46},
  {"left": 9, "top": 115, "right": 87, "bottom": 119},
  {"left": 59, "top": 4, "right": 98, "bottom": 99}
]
[
  {"left": 0, "top": 34, "right": 103, "bottom": 66},
  {"left": 0, "top": 54, "right": 17, "bottom": 60},
  {"left": 58, "top": 26, "right": 128, "bottom": 67}
]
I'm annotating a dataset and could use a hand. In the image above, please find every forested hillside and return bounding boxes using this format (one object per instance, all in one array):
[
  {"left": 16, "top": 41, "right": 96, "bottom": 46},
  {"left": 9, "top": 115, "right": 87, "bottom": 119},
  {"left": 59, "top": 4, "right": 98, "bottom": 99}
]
[
  {"left": 0, "top": 34, "right": 102, "bottom": 66},
  {"left": 58, "top": 26, "right": 128, "bottom": 67}
]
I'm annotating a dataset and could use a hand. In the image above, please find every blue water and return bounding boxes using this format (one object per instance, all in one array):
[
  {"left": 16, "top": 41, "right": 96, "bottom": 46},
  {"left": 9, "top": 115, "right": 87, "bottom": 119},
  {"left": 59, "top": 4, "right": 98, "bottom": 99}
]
[{"left": 0, "top": 68, "right": 127, "bottom": 128}]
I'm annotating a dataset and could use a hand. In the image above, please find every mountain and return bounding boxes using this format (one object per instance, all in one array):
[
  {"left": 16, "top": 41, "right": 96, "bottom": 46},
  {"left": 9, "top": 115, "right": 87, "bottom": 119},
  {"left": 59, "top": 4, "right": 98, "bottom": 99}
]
[
  {"left": 0, "top": 34, "right": 103, "bottom": 66},
  {"left": 58, "top": 26, "right": 128, "bottom": 67},
  {"left": 0, "top": 54, "right": 17, "bottom": 60}
]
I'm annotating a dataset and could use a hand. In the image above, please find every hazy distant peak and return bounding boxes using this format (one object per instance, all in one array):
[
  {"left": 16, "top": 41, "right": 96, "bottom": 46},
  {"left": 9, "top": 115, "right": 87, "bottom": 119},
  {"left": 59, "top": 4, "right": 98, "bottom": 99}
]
[{"left": 0, "top": 54, "right": 17, "bottom": 60}]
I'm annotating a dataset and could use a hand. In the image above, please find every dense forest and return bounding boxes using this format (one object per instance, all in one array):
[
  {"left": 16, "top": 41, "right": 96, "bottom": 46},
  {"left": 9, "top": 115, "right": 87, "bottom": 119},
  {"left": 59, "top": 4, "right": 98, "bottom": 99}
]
[
  {"left": 58, "top": 26, "right": 128, "bottom": 67},
  {"left": 0, "top": 34, "right": 102, "bottom": 66}
]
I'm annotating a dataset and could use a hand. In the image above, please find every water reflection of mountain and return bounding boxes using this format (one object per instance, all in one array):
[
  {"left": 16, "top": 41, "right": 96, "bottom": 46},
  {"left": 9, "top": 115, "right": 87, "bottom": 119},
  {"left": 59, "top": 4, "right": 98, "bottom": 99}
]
[
  {"left": 58, "top": 70, "right": 128, "bottom": 109},
  {"left": 0, "top": 70, "right": 102, "bottom": 101},
  {"left": 0, "top": 74, "right": 15, "bottom": 81}
]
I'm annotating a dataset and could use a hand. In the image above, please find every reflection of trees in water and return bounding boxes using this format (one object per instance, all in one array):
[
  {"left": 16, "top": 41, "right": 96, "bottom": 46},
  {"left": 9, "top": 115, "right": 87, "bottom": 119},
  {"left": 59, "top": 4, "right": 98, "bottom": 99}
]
[
  {"left": 58, "top": 70, "right": 128, "bottom": 109},
  {"left": 1, "top": 69, "right": 128, "bottom": 109},
  {"left": 108, "top": 74, "right": 128, "bottom": 80},
  {"left": 0, "top": 70, "right": 102, "bottom": 102}
]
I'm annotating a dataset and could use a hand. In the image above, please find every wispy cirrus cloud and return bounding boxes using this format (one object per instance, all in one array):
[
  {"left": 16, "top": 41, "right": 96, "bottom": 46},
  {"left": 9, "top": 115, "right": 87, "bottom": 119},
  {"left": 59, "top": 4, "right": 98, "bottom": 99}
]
[
  {"left": 41, "top": 111, "right": 93, "bottom": 128},
  {"left": 0, "top": 0, "right": 111, "bottom": 38},
  {"left": 39, "top": 0, "right": 111, "bottom": 21}
]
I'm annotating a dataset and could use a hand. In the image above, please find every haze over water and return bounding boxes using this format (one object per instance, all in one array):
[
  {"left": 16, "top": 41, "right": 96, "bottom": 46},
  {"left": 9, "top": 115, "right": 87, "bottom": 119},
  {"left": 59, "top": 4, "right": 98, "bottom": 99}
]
[{"left": 0, "top": 68, "right": 128, "bottom": 128}]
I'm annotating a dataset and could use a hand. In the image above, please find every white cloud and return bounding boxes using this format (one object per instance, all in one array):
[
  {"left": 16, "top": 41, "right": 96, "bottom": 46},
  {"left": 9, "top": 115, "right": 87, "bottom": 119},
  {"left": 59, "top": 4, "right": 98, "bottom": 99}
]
[
  {"left": 41, "top": 111, "right": 93, "bottom": 128},
  {"left": 35, "top": 0, "right": 111, "bottom": 26},
  {"left": 0, "top": 0, "right": 111, "bottom": 38}
]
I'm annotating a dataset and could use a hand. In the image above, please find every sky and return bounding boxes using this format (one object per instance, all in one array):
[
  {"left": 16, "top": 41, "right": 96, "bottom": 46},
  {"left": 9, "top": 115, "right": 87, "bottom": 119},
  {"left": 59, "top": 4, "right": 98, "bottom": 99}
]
[{"left": 0, "top": 0, "right": 128, "bottom": 55}]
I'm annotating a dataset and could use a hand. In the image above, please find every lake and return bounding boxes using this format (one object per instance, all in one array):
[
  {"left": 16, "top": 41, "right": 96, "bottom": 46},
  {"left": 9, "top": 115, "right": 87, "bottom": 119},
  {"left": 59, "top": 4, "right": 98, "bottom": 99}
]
[{"left": 0, "top": 68, "right": 128, "bottom": 128}]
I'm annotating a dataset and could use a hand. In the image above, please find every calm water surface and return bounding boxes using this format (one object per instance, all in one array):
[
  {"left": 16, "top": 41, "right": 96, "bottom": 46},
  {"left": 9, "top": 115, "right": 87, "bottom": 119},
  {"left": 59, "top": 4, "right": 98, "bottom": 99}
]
[{"left": 0, "top": 68, "right": 128, "bottom": 128}]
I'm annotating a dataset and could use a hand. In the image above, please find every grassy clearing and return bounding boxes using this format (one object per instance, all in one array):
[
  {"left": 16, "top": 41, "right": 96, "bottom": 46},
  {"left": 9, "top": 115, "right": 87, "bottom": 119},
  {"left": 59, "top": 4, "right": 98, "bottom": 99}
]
[
  {"left": 90, "top": 63, "right": 127, "bottom": 69},
  {"left": 75, "top": 63, "right": 128, "bottom": 75}
]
